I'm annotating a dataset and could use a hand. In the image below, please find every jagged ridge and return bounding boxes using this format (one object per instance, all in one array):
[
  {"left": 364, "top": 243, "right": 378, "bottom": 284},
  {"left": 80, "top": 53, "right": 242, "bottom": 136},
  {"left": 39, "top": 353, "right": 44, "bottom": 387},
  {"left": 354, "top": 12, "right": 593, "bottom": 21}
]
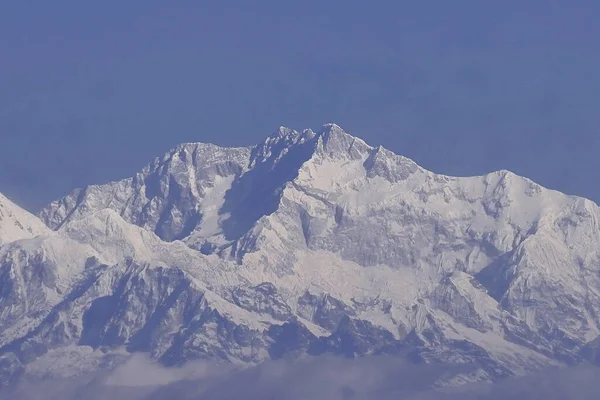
[{"left": 1, "top": 124, "right": 600, "bottom": 387}]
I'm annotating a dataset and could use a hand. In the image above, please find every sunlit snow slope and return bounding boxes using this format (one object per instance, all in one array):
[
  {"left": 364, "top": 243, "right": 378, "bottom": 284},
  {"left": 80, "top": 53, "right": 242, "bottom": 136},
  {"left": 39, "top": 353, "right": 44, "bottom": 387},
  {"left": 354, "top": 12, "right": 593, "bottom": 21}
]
[{"left": 1, "top": 124, "right": 600, "bottom": 386}]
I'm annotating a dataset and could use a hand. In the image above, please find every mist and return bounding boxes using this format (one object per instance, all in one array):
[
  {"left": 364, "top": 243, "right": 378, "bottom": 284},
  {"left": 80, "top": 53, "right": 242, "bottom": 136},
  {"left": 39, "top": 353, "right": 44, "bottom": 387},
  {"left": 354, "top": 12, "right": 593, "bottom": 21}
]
[{"left": 3, "top": 354, "right": 600, "bottom": 400}]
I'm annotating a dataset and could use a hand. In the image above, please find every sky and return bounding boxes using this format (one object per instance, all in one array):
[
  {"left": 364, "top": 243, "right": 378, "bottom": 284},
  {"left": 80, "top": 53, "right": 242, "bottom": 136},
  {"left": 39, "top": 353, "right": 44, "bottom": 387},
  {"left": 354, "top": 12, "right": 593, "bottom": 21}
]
[{"left": 1, "top": 1, "right": 600, "bottom": 211}]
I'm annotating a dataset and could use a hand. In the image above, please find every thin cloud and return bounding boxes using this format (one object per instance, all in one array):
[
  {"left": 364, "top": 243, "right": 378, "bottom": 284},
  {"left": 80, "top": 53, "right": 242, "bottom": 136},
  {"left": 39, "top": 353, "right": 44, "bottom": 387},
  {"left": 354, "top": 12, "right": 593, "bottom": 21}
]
[{"left": 3, "top": 354, "right": 600, "bottom": 400}]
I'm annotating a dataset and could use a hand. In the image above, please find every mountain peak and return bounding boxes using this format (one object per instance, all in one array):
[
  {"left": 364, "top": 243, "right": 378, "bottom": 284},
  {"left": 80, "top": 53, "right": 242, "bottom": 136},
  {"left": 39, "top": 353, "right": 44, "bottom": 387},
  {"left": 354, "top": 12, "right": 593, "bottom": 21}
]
[
  {"left": 261, "top": 123, "right": 365, "bottom": 153},
  {"left": 319, "top": 122, "right": 344, "bottom": 134},
  {"left": 318, "top": 123, "right": 359, "bottom": 142},
  {"left": 6, "top": 124, "right": 600, "bottom": 388},
  {"left": 250, "top": 126, "right": 317, "bottom": 167},
  {"left": 38, "top": 123, "right": 560, "bottom": 253},
  {"left": 313, "top": 123, "right": 372, "bottom": 162},
  {"left": 0, "top": 192, "right": 49, "bottom": 244}
]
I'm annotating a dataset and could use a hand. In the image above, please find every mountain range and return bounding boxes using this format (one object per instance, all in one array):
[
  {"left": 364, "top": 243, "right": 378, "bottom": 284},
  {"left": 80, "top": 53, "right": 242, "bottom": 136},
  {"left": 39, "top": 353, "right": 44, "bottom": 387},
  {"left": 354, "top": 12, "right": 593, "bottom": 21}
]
[{"left": 2, "top": 123, "right": 600, "bottom": 390}]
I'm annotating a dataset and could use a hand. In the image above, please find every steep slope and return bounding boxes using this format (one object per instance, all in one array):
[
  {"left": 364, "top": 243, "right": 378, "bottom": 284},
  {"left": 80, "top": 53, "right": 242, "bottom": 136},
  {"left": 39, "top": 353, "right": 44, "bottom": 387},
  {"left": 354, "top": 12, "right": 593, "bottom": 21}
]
[
  {"left": 236, "top": 124, "right": 600, "bottom": 354},
  {"left": 2, "top": 123, "right": 600, "bottom": 387},
  {"left": 0, "top": 194, "right": 100, "bottom": 384},
  {"left": 1, "top": 207, "right": 550, "bottom": 386},
  {"left": 0, "top": 194, "right": 72, "bottom": 338},
  {"left": 39, "top": 127, "right": 322, "bottom": 256},
  {"left": 39, "top": 142, "right": 252, "bottom": 245},
  {"left": 0, "top": 193, "right": 50, "bottom": 245},
  {"left": 44, "top": 123, "right": 598, "bottom": 351}
]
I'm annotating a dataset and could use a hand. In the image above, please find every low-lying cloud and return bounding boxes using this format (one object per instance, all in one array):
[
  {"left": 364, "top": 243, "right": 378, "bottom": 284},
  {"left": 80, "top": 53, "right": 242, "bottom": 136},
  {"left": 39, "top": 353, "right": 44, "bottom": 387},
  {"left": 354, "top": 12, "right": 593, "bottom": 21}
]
[{"left": 3, "top": 354, "right": 600, "bottom": 400}]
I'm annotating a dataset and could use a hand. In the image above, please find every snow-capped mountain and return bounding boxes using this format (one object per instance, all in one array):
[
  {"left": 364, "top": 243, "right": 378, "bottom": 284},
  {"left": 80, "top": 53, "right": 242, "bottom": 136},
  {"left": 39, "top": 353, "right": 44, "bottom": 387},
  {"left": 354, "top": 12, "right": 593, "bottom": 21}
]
[
  {"left": 0, "top": 193, "right": 49, "bottom": 245},
  {"left": 2, "top": 124, "right": 600, "bottom": 387}
]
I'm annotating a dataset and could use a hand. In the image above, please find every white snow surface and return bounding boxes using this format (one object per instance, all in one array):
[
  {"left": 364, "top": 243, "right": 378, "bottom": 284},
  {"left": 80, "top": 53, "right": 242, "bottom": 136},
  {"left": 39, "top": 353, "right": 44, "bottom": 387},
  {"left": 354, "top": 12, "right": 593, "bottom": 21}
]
[
  {"left": 1, "top": 124, "right": 600, "bottom": 384},
  {"left": 0, "top": 193, "right": 50, "bottom": 244}
]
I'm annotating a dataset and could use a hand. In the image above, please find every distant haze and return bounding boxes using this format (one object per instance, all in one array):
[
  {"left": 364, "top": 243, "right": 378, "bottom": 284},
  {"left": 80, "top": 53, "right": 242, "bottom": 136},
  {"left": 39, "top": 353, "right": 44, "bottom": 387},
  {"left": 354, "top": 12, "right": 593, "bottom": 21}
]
[
  {"left": 1, "top": 1, "right": 600, "bottom": 210},
  {"left": 4, "top": 355, "right": 600, "bottom": 400}
]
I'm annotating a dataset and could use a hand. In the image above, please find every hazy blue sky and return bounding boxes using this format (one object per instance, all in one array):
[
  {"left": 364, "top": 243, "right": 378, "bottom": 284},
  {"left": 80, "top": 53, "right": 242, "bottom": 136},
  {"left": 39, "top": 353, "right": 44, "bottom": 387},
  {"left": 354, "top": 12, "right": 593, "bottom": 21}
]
[{"left": 1, "top": 1, "right": 599, "bottom": 210}]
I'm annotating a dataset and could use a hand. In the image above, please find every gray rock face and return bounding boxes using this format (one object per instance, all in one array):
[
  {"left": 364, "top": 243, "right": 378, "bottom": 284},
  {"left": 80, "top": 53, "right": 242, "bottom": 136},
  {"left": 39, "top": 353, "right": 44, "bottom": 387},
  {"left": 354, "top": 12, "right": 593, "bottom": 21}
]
[
  {"left": 231, "top": 283, "right": 293, "bottom": 321},
  {"left": 297, "top": 292, "right": 356, "bottom": 331},
  {"left": 39, "top": 143, "right": 251, "bottom": 245},
  {"left": 1, "top": 123, "right": 600, "bottom": 387}
]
